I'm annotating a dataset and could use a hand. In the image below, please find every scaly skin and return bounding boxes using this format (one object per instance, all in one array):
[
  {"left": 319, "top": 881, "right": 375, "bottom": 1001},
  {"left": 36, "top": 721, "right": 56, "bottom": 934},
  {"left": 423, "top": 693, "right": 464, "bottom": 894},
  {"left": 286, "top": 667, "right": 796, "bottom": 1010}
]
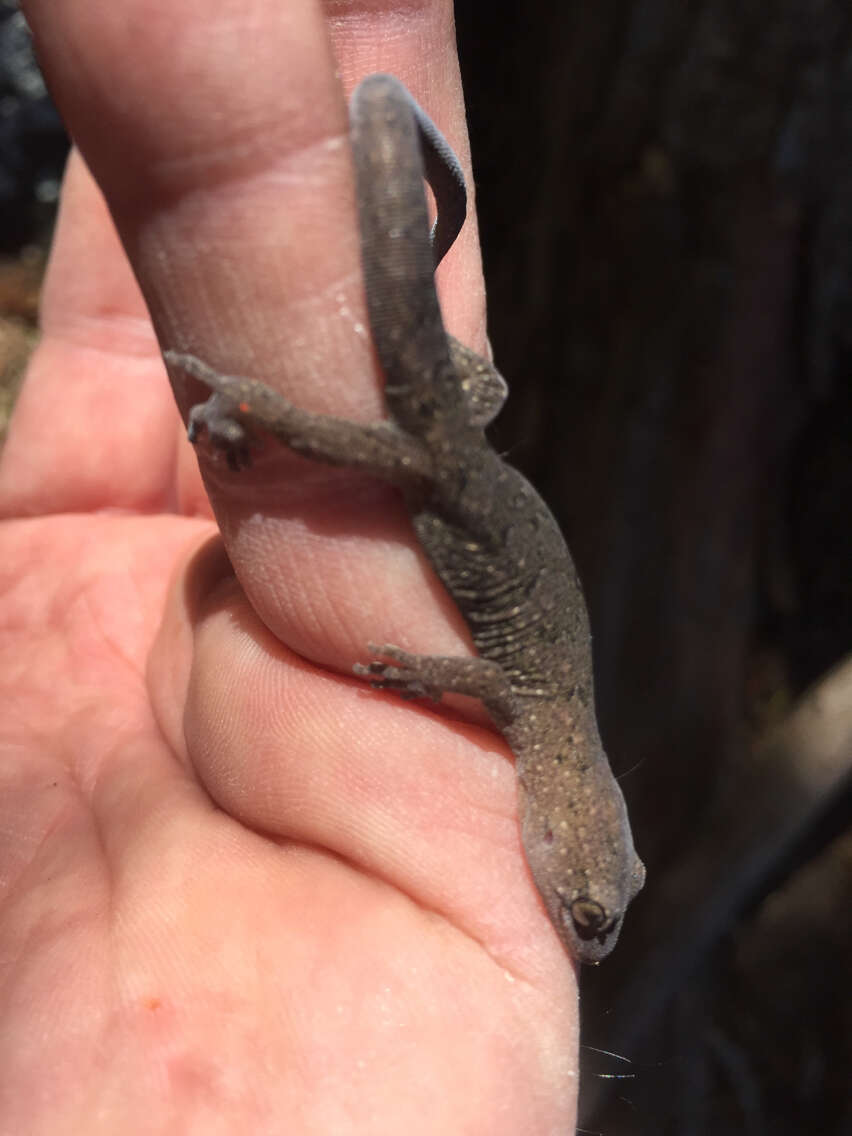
[{"left": 167, "top": 73, "right": 644, "bottom": 963}]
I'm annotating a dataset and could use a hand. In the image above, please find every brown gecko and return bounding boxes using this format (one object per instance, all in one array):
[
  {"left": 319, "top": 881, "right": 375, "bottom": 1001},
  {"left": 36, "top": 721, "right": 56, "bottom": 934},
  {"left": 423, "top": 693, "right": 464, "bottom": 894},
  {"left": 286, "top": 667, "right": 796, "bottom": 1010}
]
[{"left": 165, "top": 73, "right": 644, "bottom": 963}]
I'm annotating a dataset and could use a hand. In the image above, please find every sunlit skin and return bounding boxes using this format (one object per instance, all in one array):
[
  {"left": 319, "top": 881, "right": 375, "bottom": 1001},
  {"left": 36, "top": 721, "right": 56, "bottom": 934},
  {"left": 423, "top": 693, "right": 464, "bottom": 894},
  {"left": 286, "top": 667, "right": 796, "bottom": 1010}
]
[{"left": 0, "top": 2, "right": 580, "bottom": 1132}]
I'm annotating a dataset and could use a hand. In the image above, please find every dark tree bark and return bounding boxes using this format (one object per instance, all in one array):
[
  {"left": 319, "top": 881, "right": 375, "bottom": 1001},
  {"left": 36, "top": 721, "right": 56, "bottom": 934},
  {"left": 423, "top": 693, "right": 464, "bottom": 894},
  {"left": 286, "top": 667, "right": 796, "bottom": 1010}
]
[{"left": 457, "top": 3, "right": 852, "bottom": 1132}]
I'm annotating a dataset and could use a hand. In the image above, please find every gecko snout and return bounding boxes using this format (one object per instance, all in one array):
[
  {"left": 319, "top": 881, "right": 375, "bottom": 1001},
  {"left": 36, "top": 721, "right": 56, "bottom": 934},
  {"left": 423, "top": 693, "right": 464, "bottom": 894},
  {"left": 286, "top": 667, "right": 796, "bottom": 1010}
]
[{"left": 557, "top": 892, "right": 629, "bottom": 963}]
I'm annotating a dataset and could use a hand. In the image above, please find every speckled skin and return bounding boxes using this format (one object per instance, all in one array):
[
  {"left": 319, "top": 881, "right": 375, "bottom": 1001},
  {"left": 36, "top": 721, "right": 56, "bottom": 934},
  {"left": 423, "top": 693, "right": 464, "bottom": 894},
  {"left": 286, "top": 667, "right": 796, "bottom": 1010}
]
[{"left": 166, "top": 74, "right": 644, "bottom": 963}]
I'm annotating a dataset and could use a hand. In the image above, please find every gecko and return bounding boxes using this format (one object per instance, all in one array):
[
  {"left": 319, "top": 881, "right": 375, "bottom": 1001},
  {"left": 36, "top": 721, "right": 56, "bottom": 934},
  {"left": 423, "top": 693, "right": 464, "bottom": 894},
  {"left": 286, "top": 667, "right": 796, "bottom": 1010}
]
[{"left": 165, "top": 73, "right": 644, "bottom": 963}]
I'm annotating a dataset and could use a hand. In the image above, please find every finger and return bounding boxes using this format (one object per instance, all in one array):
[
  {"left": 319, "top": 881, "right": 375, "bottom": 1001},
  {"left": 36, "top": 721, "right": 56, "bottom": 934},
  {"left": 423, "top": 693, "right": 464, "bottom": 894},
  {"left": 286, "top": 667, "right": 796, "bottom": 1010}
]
[
  {"left": 150, "top": 534, "right": 569, "bottom": 983},
  {"left": 22, "top": 0, "right": 487, "bottom": 674},
  {"left": 326, "top": 0, "right": 488, "bottom": 350},
  {"left": 0, "top": 151, "right": 207, "bottom": 517},
  {"left": 24, "top": 0, "right": 362, "bottom": 410}
]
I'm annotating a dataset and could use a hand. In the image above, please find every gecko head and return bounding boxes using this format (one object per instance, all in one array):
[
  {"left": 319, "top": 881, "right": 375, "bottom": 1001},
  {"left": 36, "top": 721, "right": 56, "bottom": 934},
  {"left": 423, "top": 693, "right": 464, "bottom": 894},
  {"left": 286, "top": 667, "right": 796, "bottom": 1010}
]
[
  {"left": 560, "top": 896, "right": 623, "bottom": 965},
  {"left": 518, "top": 746, "right": 645, "bottom": 964},
  {"left": 556, "top": 855, "right": 646, "bottom": 965}
]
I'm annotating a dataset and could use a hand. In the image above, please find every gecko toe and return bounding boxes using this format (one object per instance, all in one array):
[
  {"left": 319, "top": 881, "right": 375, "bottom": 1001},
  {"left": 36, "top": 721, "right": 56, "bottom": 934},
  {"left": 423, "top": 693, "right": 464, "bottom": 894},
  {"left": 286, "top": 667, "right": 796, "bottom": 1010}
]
[
  {"left": 188, "top": 399, "right": 254, "bottom": 470},
  {"left": 353, "top": 659, "right": 433, "bottom": 700}
]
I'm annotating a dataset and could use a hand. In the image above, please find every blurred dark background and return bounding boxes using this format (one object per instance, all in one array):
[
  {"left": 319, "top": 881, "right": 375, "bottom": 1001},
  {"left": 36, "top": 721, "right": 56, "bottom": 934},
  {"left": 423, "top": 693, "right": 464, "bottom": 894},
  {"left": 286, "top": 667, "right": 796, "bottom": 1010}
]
[
  {"left": 456, "top": 3, "right": 852, "bottom": 1133},
  {"left": 0, "top": 0, "right": 67, "bottom": 430},
  {"left": 2, "top": 2, "right": 851, "bottom": 1132}
]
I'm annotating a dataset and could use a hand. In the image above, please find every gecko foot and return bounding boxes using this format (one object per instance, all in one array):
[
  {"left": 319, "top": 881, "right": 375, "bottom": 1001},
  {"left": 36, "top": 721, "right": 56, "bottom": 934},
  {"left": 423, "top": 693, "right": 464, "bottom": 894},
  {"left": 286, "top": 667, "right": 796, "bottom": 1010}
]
[
  {"left": 353, "top": 644, "right": 443, "bottom": 702},
  {"left": 188, "top": 393, "right": 254, "bottom": 472}
]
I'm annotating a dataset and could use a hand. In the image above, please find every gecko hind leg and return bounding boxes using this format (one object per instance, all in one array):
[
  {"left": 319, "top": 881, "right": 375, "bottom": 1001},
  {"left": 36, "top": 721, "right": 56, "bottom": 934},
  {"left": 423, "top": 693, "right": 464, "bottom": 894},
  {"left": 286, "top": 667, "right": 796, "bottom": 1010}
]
[
  {"left": 167, "top": 351, "right": 433, "bottom": 487},
  {"left": 354, "top": 643, "right": 516, "bottom": 723}
]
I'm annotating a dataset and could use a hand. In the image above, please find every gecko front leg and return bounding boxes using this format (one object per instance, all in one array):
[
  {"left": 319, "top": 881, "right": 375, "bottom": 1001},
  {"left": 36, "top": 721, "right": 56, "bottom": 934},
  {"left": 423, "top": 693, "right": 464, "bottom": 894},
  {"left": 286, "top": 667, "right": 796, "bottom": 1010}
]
[{"left": 355, "top": 644, "right": 516, "bottom": 724}]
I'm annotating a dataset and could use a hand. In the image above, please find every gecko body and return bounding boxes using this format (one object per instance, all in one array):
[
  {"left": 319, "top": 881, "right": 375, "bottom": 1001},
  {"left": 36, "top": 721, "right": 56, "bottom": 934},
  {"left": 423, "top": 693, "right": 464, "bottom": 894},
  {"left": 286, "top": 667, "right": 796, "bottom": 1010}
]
[{"left": 166, "top": 73, "right": 644, "bottom": 963}]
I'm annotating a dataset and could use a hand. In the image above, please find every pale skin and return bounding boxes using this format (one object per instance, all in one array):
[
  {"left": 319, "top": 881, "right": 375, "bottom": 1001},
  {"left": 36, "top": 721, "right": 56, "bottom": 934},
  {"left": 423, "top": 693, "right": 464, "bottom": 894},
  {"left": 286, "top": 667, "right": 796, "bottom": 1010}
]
[{"left": 0, "top": 1, "right": 579, "bottom": 1132}]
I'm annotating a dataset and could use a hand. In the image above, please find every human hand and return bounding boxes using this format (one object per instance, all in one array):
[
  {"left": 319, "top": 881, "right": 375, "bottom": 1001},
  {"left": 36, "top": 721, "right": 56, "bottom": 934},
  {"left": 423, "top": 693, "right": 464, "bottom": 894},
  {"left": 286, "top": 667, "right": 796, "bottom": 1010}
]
[{"left": 0, "top": 1, "right": 578, "bottom": 1130}]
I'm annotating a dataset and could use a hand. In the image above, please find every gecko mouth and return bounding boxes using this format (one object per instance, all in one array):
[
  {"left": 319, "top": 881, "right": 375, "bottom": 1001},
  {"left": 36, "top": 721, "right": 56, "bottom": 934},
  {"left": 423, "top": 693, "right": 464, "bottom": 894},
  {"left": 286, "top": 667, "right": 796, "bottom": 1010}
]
[{"left": 569, "top": 898, "right": 618, "bottom": 941}]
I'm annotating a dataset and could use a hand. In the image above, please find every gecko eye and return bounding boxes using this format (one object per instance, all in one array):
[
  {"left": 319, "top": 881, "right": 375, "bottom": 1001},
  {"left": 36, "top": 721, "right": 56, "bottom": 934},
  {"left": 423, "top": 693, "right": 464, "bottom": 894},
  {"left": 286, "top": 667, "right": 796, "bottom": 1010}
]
[{"left": 569, "top": 898, "right": 617, "bottom": 941}]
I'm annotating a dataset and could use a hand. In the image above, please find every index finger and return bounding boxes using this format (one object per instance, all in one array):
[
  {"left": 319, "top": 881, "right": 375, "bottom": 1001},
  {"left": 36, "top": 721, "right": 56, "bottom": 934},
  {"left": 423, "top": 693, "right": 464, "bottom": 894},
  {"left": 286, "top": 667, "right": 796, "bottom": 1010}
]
[{"left": 18, "top": 0, "right": 486, "bottom": 670}]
